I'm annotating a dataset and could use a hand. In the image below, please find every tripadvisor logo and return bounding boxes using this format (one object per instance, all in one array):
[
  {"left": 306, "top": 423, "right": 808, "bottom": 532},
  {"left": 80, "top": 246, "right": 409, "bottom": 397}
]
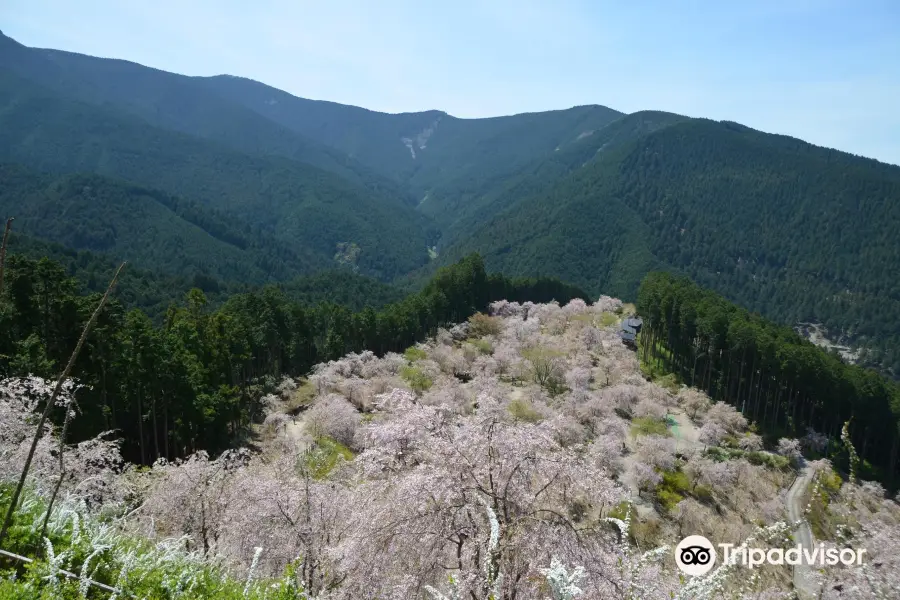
[
  {"left": 675, "top": 535, "right": 867, "bottom": 575},
  {"left": 675, "top": 535, "right": 717, "bottom": 576}
]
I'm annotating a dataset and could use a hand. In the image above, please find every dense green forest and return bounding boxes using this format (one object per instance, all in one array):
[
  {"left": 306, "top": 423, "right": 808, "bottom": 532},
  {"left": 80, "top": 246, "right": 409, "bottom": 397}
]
[
  {"left": 0, "top": 164, "right": 321, "bottom": 284},
  {"left": 4, "top": 231, "right": 405, "bottom": 321},
  {"left": 0, "top": 69, "right": 433, "bottom": 281},
  {"left": 0, "top": 252, "right": 587, "bottom": 464},
  {"left": 440, "top": 116, "right": 900, "bottom": 376},
  {"left": 637, "top": 271, "right": 900, "bottom": 486},
  {"left": 4, "top": 30, "right": 900, "bottom": 379}
]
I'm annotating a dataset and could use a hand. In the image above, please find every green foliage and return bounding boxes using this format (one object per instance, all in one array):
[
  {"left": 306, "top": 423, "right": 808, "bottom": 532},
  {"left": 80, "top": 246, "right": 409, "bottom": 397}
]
[
  {"left": 0, "top": 484, "right": 308, "bottom": 599},
  {"left": 403, "top": 346, "right": 428, "bottom": 362},
  {"left": 507, "top": 398, "right": 545, "bottom": 424},
  {"left": 746, "top": 452, "right": 791, "bottom": 471},
  {"left": 399, "top": 365, "right": 433, "bottom": 395},
  {"left": 630, "top": 416, "right": 670, "bottom": 437},
  {"left": 806, "top": 469, "right": 846, "bottom": 540},
  {"left": 0, "top": 71, "right": 430, "bottom": 282},
  {"left": 468, "top": 338, "right": 493, "bottom": 355},
  {"left": 638, "top": 271, "right": 900, "bottom": 487},
  {"left": 607, "top": 500, "right": 632, "bottom": 523},
  {"left": 433, "top": 112, "right": 900, "bottom": 378},
  {"left": 652, "top": 373, "right": 680, "bottom": 395},
  {"left": 0, "top": 251, "right": 586, "bottom": 464},
  {"left": 304, "top": 437, "right": 355, "bottom": 480},
  {"left": 654, "top": 469, "right": 691, "bottom": 512},
  {"left": 704, "top": 447, "right": 744, "bottom": 462},
  {"left": 655, "top": 488, "right": 683, "bottom": 513},
  {"left": 692, "top": 484, "right": 715, "bottom": 504}
]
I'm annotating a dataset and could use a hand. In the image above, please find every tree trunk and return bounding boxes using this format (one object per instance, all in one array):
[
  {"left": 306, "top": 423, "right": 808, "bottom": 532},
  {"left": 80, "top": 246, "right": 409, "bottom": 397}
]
[{"left": 137, "top": 386, "right": 146, "bottom": 465}]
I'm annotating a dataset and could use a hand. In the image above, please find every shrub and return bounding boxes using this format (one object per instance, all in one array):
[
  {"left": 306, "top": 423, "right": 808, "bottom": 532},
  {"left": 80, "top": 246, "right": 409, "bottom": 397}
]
[
  {"left": 631, "top": 416, "right": 670, "bottom": 437},
  {"left": 704, "top": 447, "right": 744, "bottom": 462},
  {"left": 399, "top": 365, "right": 434, "bottom": 395},
  {"left": 508, "top": 397, "right": 544, "bottom": 422},
  {"left": 468, "top": 338, "right": 493, "bottom": 355},
  {"left": 776, "top": 438, "right": 803, "bottom": 466},
  {"left": 608, "top": 500, "right": 632, "bottom": 522},
  {"left": 655, "top": 468, "right": 691, "bottom": 512},
  {"left": 0, "top": 485, "right": 310, "bottom": 599},
  {"left": 521, "top": 346, "right": 566, "bottom": 392},
  {"left": 403, "top": 346, "right": 428, "bottom": 362},
  {"left": 631, "top": 516, "right": 663, "bottom": 548},
  {"left": 467, "top": 313, "right": 502, "bottom": 337},
  {"left": 508, "top": 398, "right": 545, "bottom": 423},
  {"left": 746, "top": 451, "right": 791, "bottom": 471},
  {"left": 305, "top": 394, "right": 361, "bottom": 446},
  {"left": 656, "top": 488, "right": 683, "bottom": 513},
  {"left": 692, "top": 484, "right": 715, "bottom": 504}
]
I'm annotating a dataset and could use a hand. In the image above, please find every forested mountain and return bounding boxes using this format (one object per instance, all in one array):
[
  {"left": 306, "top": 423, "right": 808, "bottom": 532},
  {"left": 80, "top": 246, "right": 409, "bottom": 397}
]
[
  {"left": 3, "top": 31, "right": 900, "bottom": 376},
  {"left": 0, "top": 164, "right": 319, "bottom": 284},
  {"left": 0, "top": 69, "right": 433, "bottom": 280},
  {"left": 438, "top": 117, "right": 900, "bottom": 375},
  {"left": 197, "top": 76, "right": 624, "bottom": 194},
  {"left": 0, "top": 31, "right": 622, "bottom": 201},
  {"left": 0, "top": 31, "right": 406, "bottom": 196}
]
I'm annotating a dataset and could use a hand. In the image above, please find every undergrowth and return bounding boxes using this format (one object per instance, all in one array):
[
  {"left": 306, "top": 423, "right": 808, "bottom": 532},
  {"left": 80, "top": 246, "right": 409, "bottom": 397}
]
[{"left": 0, "top": 484, "right": 309, "bottom": 599}]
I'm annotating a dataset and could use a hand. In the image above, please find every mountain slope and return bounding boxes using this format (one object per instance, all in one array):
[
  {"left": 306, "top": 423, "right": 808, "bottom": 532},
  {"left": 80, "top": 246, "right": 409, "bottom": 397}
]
[
  {"left": 0, "top": 31, "right": 410, "bottom": 199},
  {"left": 430, "top": 110, "right": 688, "bottom": 245},
  {"left": 441, "top": 118, "right": 900, "bottom": 373},
  {"left": 0, "top": 69, "right": 432, "bottom": 280},
  {"left": 199, "top": 75, "right": 624, "bottom": 195},
  {"left": 0, "top": 163, "right": 326, "bottom": 285}
]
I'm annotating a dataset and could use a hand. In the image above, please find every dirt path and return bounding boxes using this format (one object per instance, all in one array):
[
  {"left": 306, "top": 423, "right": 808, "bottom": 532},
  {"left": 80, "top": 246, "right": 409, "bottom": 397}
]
[
  {"left": 666, "top": 407, "right": 704, "bottom": 453},
  {"left": 786, "top": 462, "right": 820, "bottom": 599}
]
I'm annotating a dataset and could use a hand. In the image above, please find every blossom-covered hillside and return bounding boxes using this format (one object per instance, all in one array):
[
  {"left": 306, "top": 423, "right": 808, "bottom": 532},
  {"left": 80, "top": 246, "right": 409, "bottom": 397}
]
[{"left": 1, "top": 297, "right": 898, "bottom": 599}]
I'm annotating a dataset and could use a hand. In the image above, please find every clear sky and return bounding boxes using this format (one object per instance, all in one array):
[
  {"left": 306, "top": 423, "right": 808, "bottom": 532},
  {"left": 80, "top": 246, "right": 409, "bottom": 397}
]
[{"left": 3, "top": 0, "right": 899, "bottom": 164}]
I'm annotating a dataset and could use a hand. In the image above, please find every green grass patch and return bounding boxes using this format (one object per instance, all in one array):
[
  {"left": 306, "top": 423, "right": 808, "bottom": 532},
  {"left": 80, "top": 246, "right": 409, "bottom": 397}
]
[
  {"left": 631, "top": 416, "right": 671, "bottom": 437},
  {"left": 598, "top": 312, "right": 619, "bottom": 327},
  {"left": 608, "top": 500, "right": 632, "bottom": 522},
  {"left": 304, "top": 436, "right": 355, "bottom": 479},
  {"left": 652, "top": 372, "right": 680, "bottom": 394},
  {"left": 705, "top": 446, "right": 745, "bottom": 462},
  {"left": 286, "top": 379, "right": 316, "bottom": 413}
]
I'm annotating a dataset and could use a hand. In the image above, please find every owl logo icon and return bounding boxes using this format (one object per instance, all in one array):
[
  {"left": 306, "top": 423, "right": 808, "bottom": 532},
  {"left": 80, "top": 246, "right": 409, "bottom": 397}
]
[{"left": 675, "top": 535, "right": 717, "bottom": 576}]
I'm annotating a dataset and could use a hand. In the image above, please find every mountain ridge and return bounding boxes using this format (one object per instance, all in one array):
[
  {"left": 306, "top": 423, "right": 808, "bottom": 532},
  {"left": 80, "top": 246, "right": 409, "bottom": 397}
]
[{"left": 3, "top": 30, "right": 900, "bottom": 375}]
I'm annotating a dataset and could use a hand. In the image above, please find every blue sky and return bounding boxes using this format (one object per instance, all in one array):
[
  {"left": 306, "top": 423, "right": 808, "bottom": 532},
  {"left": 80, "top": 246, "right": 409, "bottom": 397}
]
[{"left": 3, "top": 0, "right": 899, "bottom": 164}]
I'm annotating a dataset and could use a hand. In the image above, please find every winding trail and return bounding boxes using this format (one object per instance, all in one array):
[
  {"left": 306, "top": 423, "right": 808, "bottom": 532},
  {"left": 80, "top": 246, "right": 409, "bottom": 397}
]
[{"left": 786, "top": 461, "right": 820, "bottom": 599}]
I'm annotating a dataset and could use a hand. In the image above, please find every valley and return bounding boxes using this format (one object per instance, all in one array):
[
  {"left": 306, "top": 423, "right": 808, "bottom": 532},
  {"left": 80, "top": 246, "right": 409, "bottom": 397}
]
[{"left": 1, "top": 23, "right": 900, "bottom": 600}]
